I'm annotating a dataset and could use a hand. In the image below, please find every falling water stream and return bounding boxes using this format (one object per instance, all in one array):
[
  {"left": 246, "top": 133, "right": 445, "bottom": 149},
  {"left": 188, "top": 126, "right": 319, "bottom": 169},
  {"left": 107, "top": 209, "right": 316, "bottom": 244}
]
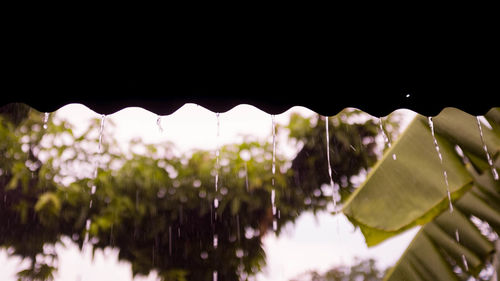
[
  {"left": 428, "top": 117, "right": 453, "bottom": 213},
  {"left": 213, "top": 113, "right": 220, "bottom": 281},
  {"left": 477, "top": 116, "right": 499, "bottom": 181},
  {"left": 244, "top": 162, "right": 249, "bottom": 192},
  {"left": 271, "top": 115, "right": 277, "bottom": 231},
  {"left": 85, "top": 114, "right": 106, "bottom": 243},
  {"left": 215, "top": 113, "right": 220, "bottom": 194},
  {"left": 43, "top": 112, "right": 49, "bottom": 129},
  {"left": 379, "top": 117, "right": 397, "bottom": 160},
  {"left": 168, "top": 225, "right": 172, "bottom": 256},
  {"left": 428, "top": 116, "right": 469, "bottom": 271},
  {"left": 157, "top": 115, "right": 163, "bottom": 133},
  {"left": 325, "top": 116, "right": 340, "bottom": 211}
]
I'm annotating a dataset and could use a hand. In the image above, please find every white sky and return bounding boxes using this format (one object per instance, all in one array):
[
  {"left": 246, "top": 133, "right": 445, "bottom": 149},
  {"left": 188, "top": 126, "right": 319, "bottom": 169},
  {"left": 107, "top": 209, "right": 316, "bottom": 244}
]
[{"left": 0, "top": 104, "right": 418, "bottom": 281}]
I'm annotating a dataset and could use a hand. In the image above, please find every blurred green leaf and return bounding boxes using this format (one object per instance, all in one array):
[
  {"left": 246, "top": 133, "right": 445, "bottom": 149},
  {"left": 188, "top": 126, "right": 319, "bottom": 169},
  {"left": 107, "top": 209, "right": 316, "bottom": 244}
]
[{"left": 35, "top": 192, "right": 61, "bottom": 215}]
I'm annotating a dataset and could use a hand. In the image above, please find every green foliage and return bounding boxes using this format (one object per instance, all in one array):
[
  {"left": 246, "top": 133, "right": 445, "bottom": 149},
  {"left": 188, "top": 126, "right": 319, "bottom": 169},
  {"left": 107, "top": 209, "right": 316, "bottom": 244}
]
[
  {"left": 17, "top": 263, "right": 56, "bottom": 281},
  {"left": 290, "top": 258, "right": 386, "bottom": 281},
  {"left": 0, "top": 104, "right": 382, "bottom": 280},
  {"left": 288, "top": 109, "right": 382, "bottom": 211}
]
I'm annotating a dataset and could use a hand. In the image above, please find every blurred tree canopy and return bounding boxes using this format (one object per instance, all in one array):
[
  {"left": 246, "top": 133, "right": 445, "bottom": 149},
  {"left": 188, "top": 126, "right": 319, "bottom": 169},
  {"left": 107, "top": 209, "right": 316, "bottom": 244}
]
[
  {"left": 290, "top": 257, "right": 387, "bottom": 281},
  {"left": 0, "top": 103, "right": 389, "bottom": 281}
]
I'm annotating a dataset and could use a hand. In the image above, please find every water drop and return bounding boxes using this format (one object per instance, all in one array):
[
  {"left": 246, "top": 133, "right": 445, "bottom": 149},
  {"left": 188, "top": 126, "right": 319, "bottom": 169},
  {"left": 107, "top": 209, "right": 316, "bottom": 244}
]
[
  {"left": 84, "top": 219, "right": 91, "bottom": 242},
  {"left": 455, "top": 229, "right": 460, "bottom": 242},
  {"left": 244, "top": 162, "right": 249, "bottom": 192},
  {"left": 214, "top": 198, "right": 219, "bottom": 208},
  {"left": 236, "top": 215, "right": 241, "bottom": 242},
  {"left": 235, "top": 248, "right": 244, "bottom": 258},
  {"left": 43, "top": 112, "right": 49, "bottom": 129},
  {"left": 213, "top": 234, "right": 218, "bottom": 249},
  {"left": 477, "top": 116, "right": 499, "bottom": 180},
  {"left": 156, "top": 116, "right": 163, "bottom": 133},
  {"left": 98, "top": 115, "right": 106, "bottom": 153},
  {"left": 379, "top": 118, "right": 396, "bottom": 160},
  {"left": 200, "top": 251, "right": 208, "bottom": 259},
  {"left": 462, "top": 254, "right": 469, "bottom": 271},
  {"left": 169, "top": 225, "right": 172, "bottom": 256},
  {"left": 213, "top": 270, "right": 218, "bottom": 281}
]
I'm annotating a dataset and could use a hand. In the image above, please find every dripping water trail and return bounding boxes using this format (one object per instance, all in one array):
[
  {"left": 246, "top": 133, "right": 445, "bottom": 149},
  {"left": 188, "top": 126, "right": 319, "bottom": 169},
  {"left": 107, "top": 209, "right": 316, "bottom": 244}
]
[
  {"left": 244, "top": 162, "right": 249, "bottom": 192},
  {"left": 213, "top": 113, "right": 220, "bottom": 221},
  {"left": 156, "top": 115, "right": 163, "bottom": 133},
  {"left": 428, "top": 117, "right": 453, "bottom": 213},
  {"left": 215, "top": 113, "right": 220, "bottom": 194},
  {"left": 213, "top": 234, "right": 218, "bottom": 249},
  {"left": 379, "top": 117, "right": 396, "bottom": 160},
  {"left": 455, "top": 229, "right": 469, "bottom": 271},
  {"left": 169, "top": 225, "right": 172, "bottom": 256},
  {"left": 429, "top": 117, "right": 468, "bottom": 271},
  {"left": 326, "top": 116, "right": 340, "bottom": 212},
  {"left": 98, "top": 115, "right": 106, "bottom": 153},
  {"left": 85, "top": 114, "right": 106, "bottom": 244},
  {"left": 236, "top": 214, "right": 241, "bottom": 243},
  {"left": 477, "top": 116, "right": 499, "bottom": 180},
  {"left": 43, "top": 112, "right": 49, "bottom": 130},
  {"left": 213, "top": 113, "right": 220, "bottom": 257},
  {"left": 271, "top": 115, "right": 277, "bottom": 231}
]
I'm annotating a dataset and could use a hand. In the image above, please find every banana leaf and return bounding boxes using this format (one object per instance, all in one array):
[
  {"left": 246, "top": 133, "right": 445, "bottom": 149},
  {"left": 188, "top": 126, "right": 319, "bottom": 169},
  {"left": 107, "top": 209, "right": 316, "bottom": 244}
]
[
  {"left": 343, "top": 110, "right": 475, "bottom": 246},
  {"left": 384, "top": 185, "right": 499, "bottom": 281},
  {"left": 342, "top": 107, "right": 500, "bottom": 279}
]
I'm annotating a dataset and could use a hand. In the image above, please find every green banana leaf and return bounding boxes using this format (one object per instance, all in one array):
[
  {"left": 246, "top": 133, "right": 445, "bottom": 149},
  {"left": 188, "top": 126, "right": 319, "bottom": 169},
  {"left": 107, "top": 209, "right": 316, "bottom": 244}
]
[
  {"left": 342, "top": 107, "right": 500, "bottom": 279},
  {"left": 384, "top": 186, "right": 498, "bottom": 281},
  {"left": 384, "top": 153, "right": 500, "bottom": 280}
]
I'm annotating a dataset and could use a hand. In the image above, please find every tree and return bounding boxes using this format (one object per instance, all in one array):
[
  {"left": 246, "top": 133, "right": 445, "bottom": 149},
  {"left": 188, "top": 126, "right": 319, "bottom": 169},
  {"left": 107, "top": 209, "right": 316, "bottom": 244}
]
[
  {"left": 290, "top": 257, "right": 387, "bottom": 281},
  {"left": 0, "top": 104, "right": 385, "bottom": 280}
]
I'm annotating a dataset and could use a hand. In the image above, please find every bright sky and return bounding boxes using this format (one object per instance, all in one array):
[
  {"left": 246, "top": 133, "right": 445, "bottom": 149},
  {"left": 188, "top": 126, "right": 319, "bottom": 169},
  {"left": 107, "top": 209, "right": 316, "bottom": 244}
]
[{"left": 0, "top": 104, "right": 418, "bottom": 281}]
